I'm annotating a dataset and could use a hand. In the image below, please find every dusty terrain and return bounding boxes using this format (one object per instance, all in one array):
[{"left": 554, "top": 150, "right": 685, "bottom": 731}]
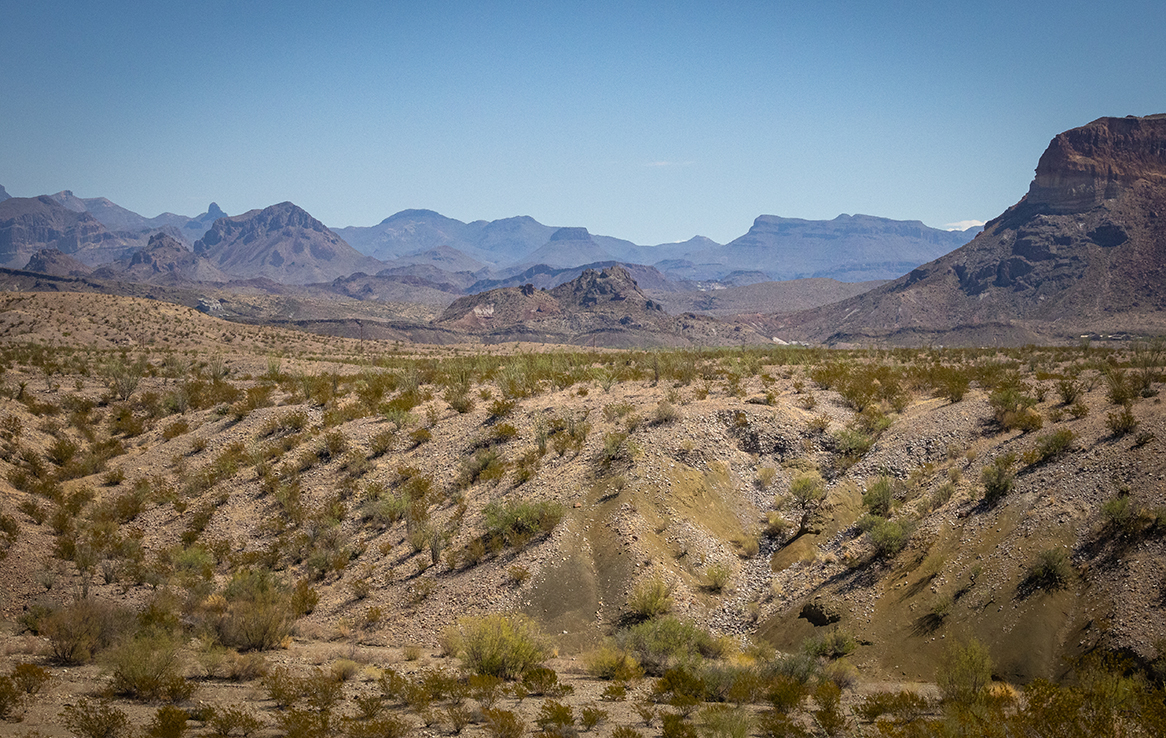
[{"left": 0, "top": 291, "right": 1164, "bottom": 736}]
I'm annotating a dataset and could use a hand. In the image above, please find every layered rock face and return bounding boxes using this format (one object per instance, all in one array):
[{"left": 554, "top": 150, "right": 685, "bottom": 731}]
[
  {"left": 766, "top": 114, "right": 1166, "bottom": 345},
  {"left": 1027, "top": 114, "right": 1166, "bottom": 214},
  {"left": 0, "top": 196, "right": 122, "bottom": 268}
]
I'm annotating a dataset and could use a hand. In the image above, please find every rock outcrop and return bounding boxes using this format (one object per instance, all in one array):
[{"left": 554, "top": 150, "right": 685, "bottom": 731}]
[
  {"left": 194, "top": 202, "right": 383, "bottom": 284},
  {"left": 92, "top": 232, "right": 232, "bottom": 284},
  {"left": 764, "top": 114, "right": 1166, "bottom": 345},
  {"left": 0, "top": 196, "right": 134, "bottom": 268},
  {"left": 23, "top": 248, "right": 93, "bottom": 278},
  {"left": 436, "top": 265, "right": 767, "bottom": 347}
]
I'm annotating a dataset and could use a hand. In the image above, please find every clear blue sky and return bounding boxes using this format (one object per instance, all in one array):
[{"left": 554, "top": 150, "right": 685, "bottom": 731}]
[{"left": 2, "top": 1, "right": 1163, "bottom": 245}]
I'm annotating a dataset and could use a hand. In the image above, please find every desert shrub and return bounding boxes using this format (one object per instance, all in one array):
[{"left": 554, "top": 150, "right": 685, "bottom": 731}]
[
  {"left": 263, "top": 666, "right": 305, "bottom": 709},
  {"left": 705, "top": 563, "right": 732, "bottom": 593},
  {"left": 457, "top": 449, "right": 506, "bottom": 488},
  {"left": 698, "top": 663, "right": 766, "bottom": 705},
  {"left": 10, "top": 663, "right": 51, "bottom": 696},
  {"left": 273, "top": 707, "right": 331, "bottom": 738},
  {"left": 700, "top": 705, "right": 753, "bottom": 738},
  {"left": 459, "top": 614, "right": 547, "bottom": 680},
  {"left": 611, "top": 728, "right": 643, "bottom": 738},
  {"left": 579, "top": 705, "right": 608, "bottom": 731},
  {"left": 1057, "top": 378, "right": 1084, "bottom": 406},
  {"left": 755, "top": 466, "right": 777, "bottom": 489},
  {"left": 146, "top": 705, "right": 189, "bottom": 738},
  {"left": 934, "top": 367, "right": 971, "bottom": 403},
  {"left": 601, "top": 682, "right": 628, "bottom": 701},
  {"left": 812, "top": 681, "right": 849, "bottom": 736},
  {"left": 586, "top": 645, "right": 643, "bottom": 681},
  {"left": 806, "top": 413, "right": 830, "bottom": 434},
  {"left": 360, "top": 489, "right": 409, "bottom": 529},
  {"left": 507, "top": 564, "right": 531, "bottom": 586},
  {"left": 651, "top": 401, "right": 680, "bottom": 425},
  {"left": 625, "top": 578, "right": 673, "bottom": 622},
  {"left": 1024, "top": 428, "right": 1075, "bottom": 465},
  {"left": 534, "top": 699, "right": 575, "bottom": 734},
  {"left": 1106, "top": 369, "right": 1136, "bottom": 406},
  {"left": 445, "top": 387, "right": 475, "bottom": 414},
  {"left": 981, "top": 453, "right": 1017, "bottom": 504},
  {"left": 1106, "top": 406, "right": 1139, "bottom": 437},
  {"left": 989, "top": 383, "right": 1041, "bottom": 431},
  {"left": 1100, "top": 494, "right": 1150, "bottom": 536},
  {"left": 661, "top": 713, "right": 698, "bottom": 738},
  {"left": 831, "top": 427, "right": 874, "bottom": 460},
  {"left": 216, "top": 569, "right": 293, "bottom": 651},
  {"left": 938, "top": 638, "right": 993, "bottom": 707},
  {"left": 619, "top": 616, "right": 722, "bottom": 675},
  {"left": 860, "top": 516, "right": 908, "bottom": 559},
  {"left": 653, "top": 665, "right": 707, "bottom": 712},
  {"left": 62, "top": 698, "right": 133, "bottom": 738},
  {"left": 0, "top": 676, "right": 23, "bottom": 721},
  {"left": 0, "top": 514, "right": 17, "bottom": 561},
  {"left": 482, "top": 708, "right": 525, "bottom": 738},
  {"left": 802, "top": 629, "right": 856, "bottom": 660},
  {"left": 205, "top": 705, "right": 263, "bottom": 737},
  {"left": 483, "top": 499, "right": 563, "bottom": 548},
  {"left": 856, "top": 690, "right": 930, "bottom": 724},
  {"left": 1026, "top": 548, "right": 1074, "bottom": 591},
  {"left": 43, "top": 598, "right": 132, "bottom": 664},
  {"left": 105, "top": 631, "right": 193, "bottom": 701},
  {"left": 524, "top": 666, "right": 573, "bottom": 697},
  {"left": 862, "top": 476, "right": 894, "bottom": 517},
  {"left": 764, "top": 673, "right": 811, "bottom": 713},
  {"left": 600, "top": 431, "right": 633, "bottom": 466}
]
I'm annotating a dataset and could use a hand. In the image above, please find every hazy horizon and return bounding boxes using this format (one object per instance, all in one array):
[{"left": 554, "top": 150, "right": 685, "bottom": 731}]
[{"left": 2, "top": 1, "right": 1163, "bottom": 244}]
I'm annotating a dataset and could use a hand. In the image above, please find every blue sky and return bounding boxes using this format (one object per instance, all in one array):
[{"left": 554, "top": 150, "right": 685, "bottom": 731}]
[{"left": 2, "top": 1, "right": 1163, "bottom": 245}]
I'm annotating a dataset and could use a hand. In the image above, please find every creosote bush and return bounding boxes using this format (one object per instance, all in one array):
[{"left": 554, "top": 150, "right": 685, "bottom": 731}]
[
  {"left": 1026, "top": 548, "right": 1074, "bottom": 591},
  {"left": 625, "top": 578, "right": 673, "bottom": 622},
  {"left": 981, "top": 453, "right": 1017, "bottom": 504},
  {"left": 458, "top": 613, "right": 547, "bottom": 680}
]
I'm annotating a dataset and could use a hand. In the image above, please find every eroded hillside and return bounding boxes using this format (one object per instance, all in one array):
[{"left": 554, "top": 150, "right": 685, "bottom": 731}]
[{"left": 0, "top": 292, "right": 1164, "bottom": 736}]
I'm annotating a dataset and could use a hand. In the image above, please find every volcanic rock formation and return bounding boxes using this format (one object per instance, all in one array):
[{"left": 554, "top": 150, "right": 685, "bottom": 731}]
[
  {"left": 92, "top": 232, "right": 232, "bottom": 284},
  {"left": 0, "top": 195, "right": 134, "bottom": 269},
  {"left": 22, "top": 248, "right": 93, "bottom": 278},
  {"left": 436, "top": 264, "right": 765, "bottom": 347},
  {"left": 194, "top": 202, "right": 382, "bottom": 284},
  {"left": 765, "top": 114, "right": 1166, "bottom": 345}
]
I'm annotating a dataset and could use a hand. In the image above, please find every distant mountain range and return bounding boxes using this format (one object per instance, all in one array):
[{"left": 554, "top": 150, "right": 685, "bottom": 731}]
[
  {"left": 5, "top": 114, "right": 1165, "bottom": 347},
  {"left": 335, "top": 210, "right": 978, "bottom": 283},
  {"left": 2, "top": 180, "right": 985, "bottom": 334}
]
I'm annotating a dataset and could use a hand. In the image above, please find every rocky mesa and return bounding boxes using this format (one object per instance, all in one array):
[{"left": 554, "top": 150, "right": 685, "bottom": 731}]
[{"left": 763, "top": 114, "right": 1166, "bottom": 345}]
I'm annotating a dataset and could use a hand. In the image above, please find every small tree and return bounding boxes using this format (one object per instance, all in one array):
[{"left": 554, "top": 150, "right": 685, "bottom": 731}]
[
  {"left": 937, "top": 638, "right": 993, "bottom": 707},
  {"left": 783, "top": 472, "right": 827, "bottom": 538}
]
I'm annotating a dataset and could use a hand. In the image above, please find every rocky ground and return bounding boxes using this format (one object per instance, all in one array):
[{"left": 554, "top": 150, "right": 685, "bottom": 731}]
[{"left": 0, "top": 292, "right": 1163, "bottom": 736}]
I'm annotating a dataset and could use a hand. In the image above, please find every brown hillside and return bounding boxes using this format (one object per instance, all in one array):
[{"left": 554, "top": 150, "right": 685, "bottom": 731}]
[
  {"left": 0, "top": 293, "right": 1164, "bottom": 734},
  {"left": 437, "top": 265, "right": 769, "bottom": 347}
]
